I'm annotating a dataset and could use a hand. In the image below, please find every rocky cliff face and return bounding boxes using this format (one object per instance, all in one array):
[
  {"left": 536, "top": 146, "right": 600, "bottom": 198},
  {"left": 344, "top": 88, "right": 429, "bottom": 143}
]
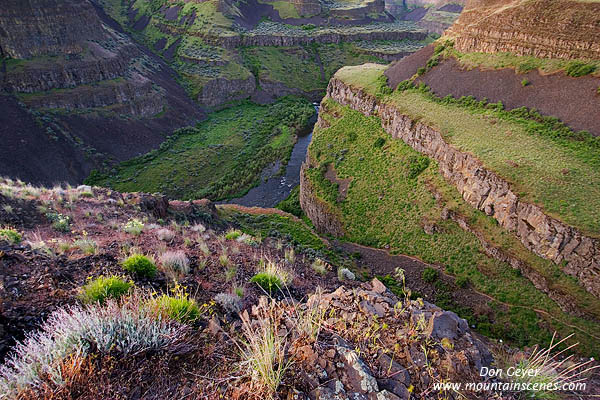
[
  {"left": 198, "top": 74, "right": 257, "bottom": 108},
  {"left": 446, "top": 0, "right": 600, "bottom": 60},
  {"left": 330, "top": 0, "right": 386, "bottom": 18},
  {"left": 299, "top": 163, "right": 345, "bottom": 237},
  {"left": 158, "top": 21, "right": 428, "bottom": 49},
  {"left": 0, "top": 0, "right": 106, "bottom": 59},
  {"left": 312, "top": 77, "right": 600, "bottom": 298},
  {"left": 292, "top": 0, "right": 322, "bottom": 16}
]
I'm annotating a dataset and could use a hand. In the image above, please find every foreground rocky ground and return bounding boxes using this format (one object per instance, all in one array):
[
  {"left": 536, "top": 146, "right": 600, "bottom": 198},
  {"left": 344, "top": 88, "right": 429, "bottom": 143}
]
[{"left": 0, "top": 179, "right": 597, "bottom": 399}]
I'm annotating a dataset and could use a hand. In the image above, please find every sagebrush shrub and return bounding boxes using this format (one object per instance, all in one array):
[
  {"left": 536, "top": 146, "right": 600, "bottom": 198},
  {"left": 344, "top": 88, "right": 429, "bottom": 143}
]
[
  {"left": 0, "top": 296, "right": 189, "bottom": 398},
  {"left": 122, "top": 254, "right": 157, "bottom": 278}
]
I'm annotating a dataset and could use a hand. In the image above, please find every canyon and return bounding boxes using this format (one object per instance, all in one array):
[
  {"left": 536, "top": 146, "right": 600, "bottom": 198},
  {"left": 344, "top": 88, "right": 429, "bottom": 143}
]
[{"left": 302, "top": 75, "right": 600, "bottom": 298}]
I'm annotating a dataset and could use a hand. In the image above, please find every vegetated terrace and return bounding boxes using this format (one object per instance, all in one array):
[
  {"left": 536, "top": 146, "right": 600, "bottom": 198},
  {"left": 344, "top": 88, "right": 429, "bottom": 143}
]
[{"left": 334, "top": 64, "right": 600, "bottom": 237}]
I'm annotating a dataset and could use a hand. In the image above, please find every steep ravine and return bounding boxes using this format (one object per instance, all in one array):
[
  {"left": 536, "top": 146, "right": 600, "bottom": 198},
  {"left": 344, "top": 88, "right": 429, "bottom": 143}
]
[{"left": 301, "top": 77, "right": 600, "bottom": 299}]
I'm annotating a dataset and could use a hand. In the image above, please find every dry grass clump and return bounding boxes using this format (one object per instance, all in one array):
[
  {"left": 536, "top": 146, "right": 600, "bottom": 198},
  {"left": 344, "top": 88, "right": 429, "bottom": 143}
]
[
  {"left": 156, "top": 228, "right": 176, "bottom": 242},
  {"left": 159, "top": 251, "right": 190, "bottom": 281},
  {"left": 239, "top": 299, "right": 292, "bottom": 399},
  {"left": 507, "top": 333, "right": 600, "bottom": 399}
]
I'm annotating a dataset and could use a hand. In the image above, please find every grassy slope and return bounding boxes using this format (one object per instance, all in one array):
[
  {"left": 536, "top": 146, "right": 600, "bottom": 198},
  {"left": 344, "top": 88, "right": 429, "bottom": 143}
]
[
  {"left": 452, "top": 50, "right": 600, "bottom": 77},
  {"left": 87, "top": 98, "right": 315, "bottom": 201},
  {"left": 305, "top": 99, "right": 600, "bottom": 356},
  {"left": 241, "top": 43, "right": 388, "bottom": 94},
  {"left": 335, "top": 64, "right": 600, "bottom": 237}
]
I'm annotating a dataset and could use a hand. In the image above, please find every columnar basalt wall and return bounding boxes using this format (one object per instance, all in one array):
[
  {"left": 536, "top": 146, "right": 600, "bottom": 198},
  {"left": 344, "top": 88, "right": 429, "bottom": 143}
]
[{"left": 318, "top": 77, "right": 600, "bottom": 298}]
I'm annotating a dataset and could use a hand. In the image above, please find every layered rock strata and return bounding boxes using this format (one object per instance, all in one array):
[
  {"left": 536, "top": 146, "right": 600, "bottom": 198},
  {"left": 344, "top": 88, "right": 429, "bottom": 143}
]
[
  {"left": 446, "top": 0, "right": 600, "bottom": 60},
  {"left": 304, "top": 77, "right": 600, "bottom": 298},
  {"left": 156, "top": 22, "right": 427, "bottom": 49}
]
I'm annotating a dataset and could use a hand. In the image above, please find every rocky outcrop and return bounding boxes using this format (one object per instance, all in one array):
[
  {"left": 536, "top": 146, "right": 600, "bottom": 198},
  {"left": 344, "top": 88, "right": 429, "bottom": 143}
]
[
  {"left": 292, "top": 279, "right": 494, "bottom": 399},
  {"left": 292, "top": 0, "right": 322, "bottom": 16},
  {"left": 1, "top": 39, "right": 140, "bottom": 94},
  {"left": 300, "top": 163, "right": 345, "bottom": 237},
  {"left": 445, "top": 0, "right": 600, "bottom": 60},
  {"left": 262, "top": 0, "right": 322, "bottom": 16},
  {"left": 429, "top": 190, "right": 594, "bottom": 319},
  {"left": 318, "top": 77, "right": 600, "bottom": 298},
  {"left": 197, "top": 74, "right": 256, "bottom": 108}
]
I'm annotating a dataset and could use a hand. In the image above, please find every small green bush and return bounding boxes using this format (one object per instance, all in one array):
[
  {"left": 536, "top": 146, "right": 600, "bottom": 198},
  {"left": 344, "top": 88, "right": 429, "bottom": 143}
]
[
  {"left": 422, "top": 267, "right": 439, "bottom": 283},
  {"left": 565, "top": 61, "right": 596, "bottom": 77},
  {"left": 0, "top": 228, "right": 21, "bottom": 244},
  {"left": 455, "top": 276, "right": 470, "bottom": 288},
  {"left": 151, "top": 293, "right": 200, "bottom": 322},
  {"left": 374, "top": 137, "right": 386, "bottom": 148},
  {"left": 80, "top": 276, "right": 133, "bottom": 304},
  {"left": 225, "top": 229, "right": 242, "bottom": 240},
  {"left": 250, "top": 272, "right": 282, "bottom": 295},
  {"left": 122, "top": 254, "right": 157, "bottom": 278},
  {"left": 521, "top": 79, "right": 530, "bottom": 87}
]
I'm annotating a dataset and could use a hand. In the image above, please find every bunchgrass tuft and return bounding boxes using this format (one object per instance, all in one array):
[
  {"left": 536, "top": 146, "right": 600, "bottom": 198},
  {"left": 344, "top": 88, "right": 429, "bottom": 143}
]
[
  {"left": 80, "top": 276, "right": 133, "bottom": 304},
  {"left": 73, "top": 238, "right": 97, "bottom": 255},
  {"left": 239, "top": 299, "right": 291, "bottom": 399},
  {"left": 122, "top": 254, "right": 157, "bottom": 278},
  {"left": 159, "top": 251, "right": 190, "bottom": 281},
  {"left": 150, "top": 288, "right": 202, "bottom": 323},
  {"left": 250, "top": 259, "right": 291, "bottom": 295},
  {"left": 507, "top": 333, "right": 600, "bottom": 399},
  {"left": 225, "top": 229, "right": 242, "bottom": 240},
  {"left": 156, "top": 228, "right": 176, "bottom": 242},
  {"left": 311, "top": 258, "right": 329, "bottom": 275}
]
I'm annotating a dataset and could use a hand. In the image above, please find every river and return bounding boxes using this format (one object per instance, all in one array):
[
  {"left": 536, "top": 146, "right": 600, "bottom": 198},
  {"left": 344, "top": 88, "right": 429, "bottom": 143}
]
[{"left": 223, "top": 105, "right": 318, "bottom": 208}]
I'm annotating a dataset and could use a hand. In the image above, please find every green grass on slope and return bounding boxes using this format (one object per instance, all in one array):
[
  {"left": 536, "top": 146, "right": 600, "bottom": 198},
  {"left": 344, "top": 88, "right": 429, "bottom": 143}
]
[
  {"left": 86, "top": 97, "right": 315, "bottom": 201},
  {"left": 219, "top": 208, "right": 328, "bottom": 257},
  {"left": 334, "top": 65, "right": 600, "bottom": 237},
  {"left": 305, "top": 99, "right": 600, "bottom": 356},
  {"left": 241, "top": 43, "right": 388, "bottom": 94},
  {"left": 454, "top": 51, "right": 600, "bottom": 77}
]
